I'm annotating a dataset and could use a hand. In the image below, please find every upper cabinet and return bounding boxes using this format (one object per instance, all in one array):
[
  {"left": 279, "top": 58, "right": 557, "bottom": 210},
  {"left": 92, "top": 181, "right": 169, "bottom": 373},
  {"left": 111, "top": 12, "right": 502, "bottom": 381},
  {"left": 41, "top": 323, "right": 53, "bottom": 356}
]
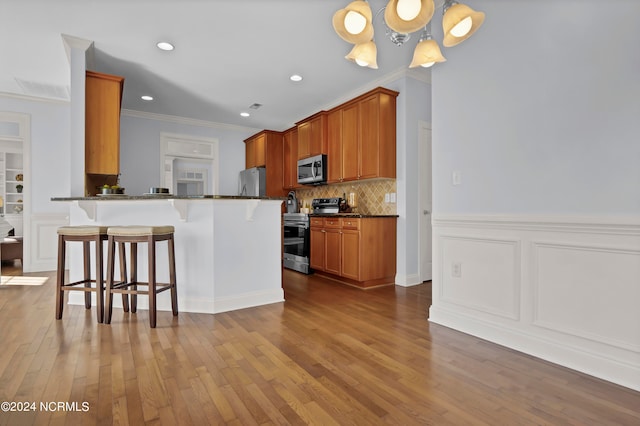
[
  {"left": 296, "top": 111, "right": 327, "bottom": 159},
  {"left": 245, "top": 132, "right": 266, "bottom": 168},
  {"left": 282, "top": 126, "right": 300, "bottom": 190},
  {"left": 328, "top": 87, "right": 398, "bottom": 183},
  {"left": 85, "top": 70, "right": 124, "bottom": 195},
  {"left": 244, "top": 130, "right": 286, "bottom": 197}
]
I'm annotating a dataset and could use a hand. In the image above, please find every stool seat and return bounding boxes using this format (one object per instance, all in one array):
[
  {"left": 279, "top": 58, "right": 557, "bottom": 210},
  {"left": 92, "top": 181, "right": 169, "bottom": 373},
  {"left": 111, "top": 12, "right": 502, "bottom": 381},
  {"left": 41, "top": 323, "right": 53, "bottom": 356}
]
[
  {"left": 58, "top": 226, "right": 109, "bottom": 236},
  {"left": 107, "top": 225, "right": 174, "bottom": 236}
]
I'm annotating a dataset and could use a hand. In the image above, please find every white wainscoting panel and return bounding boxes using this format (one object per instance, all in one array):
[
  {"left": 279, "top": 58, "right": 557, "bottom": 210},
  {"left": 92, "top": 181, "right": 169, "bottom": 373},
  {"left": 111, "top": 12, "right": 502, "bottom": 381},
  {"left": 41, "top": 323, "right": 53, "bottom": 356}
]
[
  {"left": 430, "top": 214, "right": 640, "bottom": 392},
  {"left": 439, "top": 235, "right": 520, "bottom": 320},
  {"left": 27, "top": 213, "right": 67, "bottom": 272},
  {"left": 533, "top": 241, "right": 640, "bottom": 352}
]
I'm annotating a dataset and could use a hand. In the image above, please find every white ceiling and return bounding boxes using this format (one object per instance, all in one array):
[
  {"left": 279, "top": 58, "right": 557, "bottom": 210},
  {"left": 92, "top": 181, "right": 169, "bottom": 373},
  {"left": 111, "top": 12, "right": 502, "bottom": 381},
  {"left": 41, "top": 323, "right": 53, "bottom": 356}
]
[{"left": 1, "top": 0, "right": 433, "bottom": 131}]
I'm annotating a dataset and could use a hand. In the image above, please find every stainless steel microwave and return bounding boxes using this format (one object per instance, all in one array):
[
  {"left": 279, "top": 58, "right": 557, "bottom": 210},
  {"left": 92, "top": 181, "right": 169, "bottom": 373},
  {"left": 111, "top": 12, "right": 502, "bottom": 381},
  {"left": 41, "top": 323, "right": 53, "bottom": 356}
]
[{"left": 297, "top": 154, "right": 327, "bottom": 185}]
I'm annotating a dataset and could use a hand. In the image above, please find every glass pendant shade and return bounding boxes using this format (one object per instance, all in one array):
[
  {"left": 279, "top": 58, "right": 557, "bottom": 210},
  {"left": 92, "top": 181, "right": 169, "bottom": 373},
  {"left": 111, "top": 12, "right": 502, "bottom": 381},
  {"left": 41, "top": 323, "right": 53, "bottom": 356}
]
[
  {"left": 442, "top": 3, "right": 485, "bottom": 47},
  {"left": 409, "top": 38, "right": 446, "bottom": 68},
  {"left": 384, "top": 0, "right": 435, "bottom": 34},
  {"left": 333, "top": 1, "right": 375, "bottom": 44},
  {"left": 345, "top": 41, "right": 378, "bottom": 69}
]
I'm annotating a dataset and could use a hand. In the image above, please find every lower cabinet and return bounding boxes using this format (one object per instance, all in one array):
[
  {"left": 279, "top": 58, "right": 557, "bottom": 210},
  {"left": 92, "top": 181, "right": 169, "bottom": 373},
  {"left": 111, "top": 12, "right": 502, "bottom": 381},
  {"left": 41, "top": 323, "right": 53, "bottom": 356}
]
[{"left": 310, "top": 216, "right": 396, "bottom": 288}]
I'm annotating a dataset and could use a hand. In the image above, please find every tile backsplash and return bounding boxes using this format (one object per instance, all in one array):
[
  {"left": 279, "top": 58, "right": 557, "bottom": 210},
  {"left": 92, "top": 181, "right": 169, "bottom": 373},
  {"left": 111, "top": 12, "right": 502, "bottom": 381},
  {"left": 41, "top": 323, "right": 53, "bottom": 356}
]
[{"left": 294, "top": 179, "right": 397, "bottom": 215}]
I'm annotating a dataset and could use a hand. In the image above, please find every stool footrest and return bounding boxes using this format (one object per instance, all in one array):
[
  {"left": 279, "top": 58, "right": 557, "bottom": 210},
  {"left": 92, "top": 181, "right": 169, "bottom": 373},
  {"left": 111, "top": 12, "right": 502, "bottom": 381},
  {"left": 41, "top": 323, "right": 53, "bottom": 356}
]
[{"left": 110, "top": 282, "right": 173, "bottom": 295}]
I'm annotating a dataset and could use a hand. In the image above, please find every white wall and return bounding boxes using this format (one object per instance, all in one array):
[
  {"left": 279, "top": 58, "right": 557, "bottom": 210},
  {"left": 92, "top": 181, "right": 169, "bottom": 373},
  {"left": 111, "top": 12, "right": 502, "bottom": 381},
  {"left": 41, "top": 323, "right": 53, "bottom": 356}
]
[
  {"left": 390, "top": 76, "right": 431, "bottom": 286},
  {"left": 432, "top": 0, "right": 640, "bottom": 215},
  {"left": 120, "top": 113, "right": 256, "bottom": 196},
  {"left": 430, "top": 0, "right": 640, "bottom": 391}
]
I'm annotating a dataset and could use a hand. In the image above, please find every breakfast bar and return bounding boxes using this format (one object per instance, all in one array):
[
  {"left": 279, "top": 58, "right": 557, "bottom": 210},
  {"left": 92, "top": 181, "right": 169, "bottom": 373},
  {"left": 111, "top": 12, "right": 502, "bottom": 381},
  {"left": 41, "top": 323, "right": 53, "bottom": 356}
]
[{"left": 51, "top": 195, "right": 285, "bottom": 314}]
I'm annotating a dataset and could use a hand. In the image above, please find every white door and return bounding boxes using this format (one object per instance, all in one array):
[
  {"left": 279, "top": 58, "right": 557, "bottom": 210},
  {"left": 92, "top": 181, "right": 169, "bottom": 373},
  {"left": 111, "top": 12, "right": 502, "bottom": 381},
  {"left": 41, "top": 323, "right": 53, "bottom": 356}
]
[{"left": 418, "top": 122, "right": 432, "bottom": 282}]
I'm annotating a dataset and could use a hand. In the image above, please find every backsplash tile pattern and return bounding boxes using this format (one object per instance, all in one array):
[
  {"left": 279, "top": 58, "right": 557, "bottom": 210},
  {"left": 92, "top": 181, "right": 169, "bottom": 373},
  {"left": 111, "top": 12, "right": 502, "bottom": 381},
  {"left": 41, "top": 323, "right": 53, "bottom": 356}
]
[{"left": 295, "top": 179, "right": 397, "bottom": 215}]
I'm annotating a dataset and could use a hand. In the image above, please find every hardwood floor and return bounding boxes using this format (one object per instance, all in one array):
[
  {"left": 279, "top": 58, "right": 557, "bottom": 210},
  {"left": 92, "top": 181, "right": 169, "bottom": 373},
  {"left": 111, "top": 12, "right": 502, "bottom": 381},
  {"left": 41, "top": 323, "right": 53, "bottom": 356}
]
[{"left": 0, "top": 264, "right": 638, "bottom": 425}]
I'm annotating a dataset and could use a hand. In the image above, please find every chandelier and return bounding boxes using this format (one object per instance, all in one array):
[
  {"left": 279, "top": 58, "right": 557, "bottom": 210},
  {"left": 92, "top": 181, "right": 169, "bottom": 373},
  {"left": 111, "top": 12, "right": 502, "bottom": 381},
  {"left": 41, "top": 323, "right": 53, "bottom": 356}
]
[{"left": 332, "top": 0, "right": 485, "bottom": 69}]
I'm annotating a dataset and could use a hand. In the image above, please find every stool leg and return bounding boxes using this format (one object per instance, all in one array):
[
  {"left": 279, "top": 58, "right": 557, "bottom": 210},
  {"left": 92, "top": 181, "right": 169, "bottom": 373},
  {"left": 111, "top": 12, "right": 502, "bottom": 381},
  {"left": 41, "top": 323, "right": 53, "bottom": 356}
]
[
  {"left": 118, "top": 241, "right": 129, "bottom": 313},
  {"left": 148, "top": 236, "right": 157, "bottom": 328},
  {"left": 83, "top": 241, "right": 91, "bottom": 309},
  {"left": 95, "top": 236, "right": 104, "bottom": 323},
  {"left": 104, "top": 235, "right": 115, "bottom": 324},
  {"left": 55, "top": 235, "right": 66, "bottom": 320},
  {"left": 130, "top": 242, "right": 138, "bottom": 313},
  {"left": 168, "top": 235, "right": 178, "bottom": 316}
]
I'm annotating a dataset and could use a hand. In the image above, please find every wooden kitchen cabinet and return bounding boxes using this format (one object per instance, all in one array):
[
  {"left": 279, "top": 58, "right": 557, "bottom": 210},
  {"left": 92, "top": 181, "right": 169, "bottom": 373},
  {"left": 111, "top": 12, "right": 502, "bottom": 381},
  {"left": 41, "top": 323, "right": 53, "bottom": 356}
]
[
  {"left": 245, "top": 132, "right": 266, "bottom": 168},
  {"left": 243, "top": 130, "right": 286, "bottom": 197},
  {"left": 309, "top": 217, "right": 326, "bottom": 271},
  {"left": 310, "top": 216, "right": 397, "bottom": 288},
  {"left": 282, "top": 126, "right": 300, "bottom": 190},
  {"left": 297, "top": 111, "right": 327, "bottom": 159},
  {"left": 327, "top": 87, "right": 397, "bottom": 183},
  {"left": 85, "top": 70, "right": 124, "bottom": 195}
]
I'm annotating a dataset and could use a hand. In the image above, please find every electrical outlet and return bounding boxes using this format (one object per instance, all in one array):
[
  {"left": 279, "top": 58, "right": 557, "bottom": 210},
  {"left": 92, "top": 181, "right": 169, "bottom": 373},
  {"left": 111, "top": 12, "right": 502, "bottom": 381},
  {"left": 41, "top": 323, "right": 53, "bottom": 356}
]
[
  {"left": 384, "top": 193, "right": 390, "bottom": 203},
  {"left": 390, "top": 192, "right": 396, "bottom": 203},
  {"left": 451, "top": 262, "right": 462, "bottom": 278},
  {"left": 452, "top": 171, "right": 462, "bottom": 186}
]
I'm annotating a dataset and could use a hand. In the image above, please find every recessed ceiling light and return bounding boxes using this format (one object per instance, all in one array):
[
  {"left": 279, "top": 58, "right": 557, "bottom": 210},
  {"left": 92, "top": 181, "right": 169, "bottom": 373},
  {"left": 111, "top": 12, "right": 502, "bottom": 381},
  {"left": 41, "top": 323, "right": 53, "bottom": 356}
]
[
  {"left": 240, "top": 112, "right": 250, "bottom": 117},
  {"left": 156, "top": 41, "right": 174, "bottom": 51},
  {"left": 141, "top": 95, "right": 154, "bottom": 101},
  {"left": 290, "top": 74, "right": 303, "bottom": 82}
]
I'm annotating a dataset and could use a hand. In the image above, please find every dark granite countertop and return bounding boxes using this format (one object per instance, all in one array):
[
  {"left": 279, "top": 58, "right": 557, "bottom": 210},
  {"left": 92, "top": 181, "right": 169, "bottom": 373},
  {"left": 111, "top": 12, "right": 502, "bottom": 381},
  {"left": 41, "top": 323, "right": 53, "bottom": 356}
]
[
  {"left": 51, "top": 195, "right": 286, "bottom": 201},
  {"left": 309, "top": 213, "right": 399, "bottom": 218}
]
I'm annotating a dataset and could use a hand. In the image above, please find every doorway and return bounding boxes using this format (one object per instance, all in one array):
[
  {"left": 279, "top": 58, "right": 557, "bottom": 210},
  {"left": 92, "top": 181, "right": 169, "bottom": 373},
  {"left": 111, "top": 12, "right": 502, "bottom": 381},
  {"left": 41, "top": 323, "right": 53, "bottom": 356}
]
[
  {"left": 0, "top": 112, "right": 30, "bottom": 274},
  {"left": 418, "top": 121, "right": 432, "bottom": 282},
  {"left": 160, "top": 133, "right": 219, "bottom": 196}
]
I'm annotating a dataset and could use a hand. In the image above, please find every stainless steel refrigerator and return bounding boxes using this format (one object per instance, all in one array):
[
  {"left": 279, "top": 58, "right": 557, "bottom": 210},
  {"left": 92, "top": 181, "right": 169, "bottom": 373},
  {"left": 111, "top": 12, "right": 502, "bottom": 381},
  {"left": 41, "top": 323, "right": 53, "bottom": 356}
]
[{"left": 238, "top": 167, "right": 266, "bottom": 196}]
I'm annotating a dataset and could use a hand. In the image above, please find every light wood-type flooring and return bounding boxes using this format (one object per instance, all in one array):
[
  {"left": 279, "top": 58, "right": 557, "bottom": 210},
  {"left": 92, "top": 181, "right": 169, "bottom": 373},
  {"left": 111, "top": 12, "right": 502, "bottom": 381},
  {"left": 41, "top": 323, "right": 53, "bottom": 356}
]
[{"left": 0, "top": 263, "right": 638, "bottom": 425}]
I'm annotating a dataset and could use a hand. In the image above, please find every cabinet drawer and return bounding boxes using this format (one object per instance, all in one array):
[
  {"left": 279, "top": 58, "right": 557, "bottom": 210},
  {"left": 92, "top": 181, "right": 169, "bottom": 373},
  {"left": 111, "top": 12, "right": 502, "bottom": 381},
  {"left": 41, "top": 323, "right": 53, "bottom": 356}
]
[
  {"left": 323, "top": 218, "right": 341, "bottom": 228},
  {"left": 341, "top": 218, "right": 360, "bottom": 230},
  {"left": 310, "top": 217, "right": 324, "bottom": 227}
]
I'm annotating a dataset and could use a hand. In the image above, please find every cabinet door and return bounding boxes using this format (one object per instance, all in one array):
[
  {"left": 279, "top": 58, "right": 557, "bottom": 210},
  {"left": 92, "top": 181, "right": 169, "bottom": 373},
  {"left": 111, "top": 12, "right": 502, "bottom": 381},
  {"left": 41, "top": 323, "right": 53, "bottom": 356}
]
[
  {"left": 310, "top": 227, "right": 326, "bottom": 271},
  {"left": 327, "top": 109, "right": 342, "bottom": 183},
  {"left": 324, "top": 229, "right": 341, "bottom": 275},
  {"left": 309, "top": 115, "right": 326, "bottom": 156},
  {"left": 85, "top": 71, "right": 123, "bottom": 175},
  {"left": 298, "top": 121, "right": 311, "bottom": 159},
  {"left": 358, "top": 94, "right": 380, "bottom": 179},
  {"left": 341, "top": 102, "right": 360, "bottom": 181},
  {"left": 245, "top": 138, "right": 256, "bottom": 169},
  {"left": 341, "top": 230, "right": 360, "bottom": 280}
]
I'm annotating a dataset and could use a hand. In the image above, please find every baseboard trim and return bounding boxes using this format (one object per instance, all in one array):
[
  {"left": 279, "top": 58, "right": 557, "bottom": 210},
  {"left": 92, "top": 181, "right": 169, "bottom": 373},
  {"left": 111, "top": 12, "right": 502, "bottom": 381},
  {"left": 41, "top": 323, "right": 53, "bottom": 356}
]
[{"left": 429, "top": 305, "right": 640, "bottom": 392}]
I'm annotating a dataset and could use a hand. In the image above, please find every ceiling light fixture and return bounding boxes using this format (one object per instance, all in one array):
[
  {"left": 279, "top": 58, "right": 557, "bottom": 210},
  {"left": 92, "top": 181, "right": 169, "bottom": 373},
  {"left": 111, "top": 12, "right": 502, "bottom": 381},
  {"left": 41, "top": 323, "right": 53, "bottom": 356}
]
[
  {"left": 156, "top": 41, "right": 174, "bottom": 51},
  {"left": 141, "top": 95, "right": 154, "bottom": 101},
  {"left": 240, "top": 112, "right": 250, "bottom": 117},
  {"left": 290, "top": 74, "right": 303, "bottom": 82},
  {"left": 333, "top": 0, "right": 484, "bottom": 69}
]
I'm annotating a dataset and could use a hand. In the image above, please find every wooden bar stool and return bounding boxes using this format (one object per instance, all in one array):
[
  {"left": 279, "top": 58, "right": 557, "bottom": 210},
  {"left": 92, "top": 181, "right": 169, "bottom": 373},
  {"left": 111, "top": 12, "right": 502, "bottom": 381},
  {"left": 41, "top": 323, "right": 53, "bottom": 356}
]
[
  {"left": 56, "top": 225, "right": 109, "bottom": 323},
  {"left": 104, "top": 225, "right": 178, "bottom": 328}
]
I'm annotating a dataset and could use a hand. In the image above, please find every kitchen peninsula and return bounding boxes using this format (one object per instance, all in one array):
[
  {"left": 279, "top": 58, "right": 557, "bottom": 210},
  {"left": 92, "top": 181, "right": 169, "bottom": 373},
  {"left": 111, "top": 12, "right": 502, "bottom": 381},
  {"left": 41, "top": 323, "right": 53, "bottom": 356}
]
[{"left": 52, "top": 195, "right": 285, "bottom": 314}]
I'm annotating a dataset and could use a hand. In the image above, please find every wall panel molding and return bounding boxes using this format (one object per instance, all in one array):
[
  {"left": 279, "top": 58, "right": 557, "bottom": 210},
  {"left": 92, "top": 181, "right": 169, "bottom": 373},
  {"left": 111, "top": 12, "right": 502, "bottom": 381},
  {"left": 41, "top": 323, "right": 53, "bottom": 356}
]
[
  {"left": 430, "top": 213, "right": 640, "bottom": 392},
  {"left": 27, "top": 213, "right": 68, "bottom": 272}
]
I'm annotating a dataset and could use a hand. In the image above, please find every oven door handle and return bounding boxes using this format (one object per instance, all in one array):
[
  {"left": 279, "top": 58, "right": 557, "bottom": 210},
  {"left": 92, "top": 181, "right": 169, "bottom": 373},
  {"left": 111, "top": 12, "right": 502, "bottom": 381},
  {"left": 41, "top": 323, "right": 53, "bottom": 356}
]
[{"left": 285, "top": 222, "right": 309, "bottom": 229}]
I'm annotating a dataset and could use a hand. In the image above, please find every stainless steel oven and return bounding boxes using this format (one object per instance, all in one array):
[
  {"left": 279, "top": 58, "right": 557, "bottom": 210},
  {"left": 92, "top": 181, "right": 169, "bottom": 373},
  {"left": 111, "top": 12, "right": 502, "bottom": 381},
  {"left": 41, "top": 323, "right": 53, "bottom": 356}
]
[{"left": 283, "top": 213, "right": 311, "bottom": 274}]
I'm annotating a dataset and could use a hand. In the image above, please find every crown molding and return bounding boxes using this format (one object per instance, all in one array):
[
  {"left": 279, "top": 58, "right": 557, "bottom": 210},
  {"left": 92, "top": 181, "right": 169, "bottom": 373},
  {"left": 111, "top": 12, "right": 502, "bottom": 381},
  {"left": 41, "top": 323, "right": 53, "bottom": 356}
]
[
  {"left": 121, "top": 109, "right": 260, "bottom": 133},
  {"left": 311, "top": 67, "right": 431, "bottom": 119},
  {"left": 0, "top": 91, "right": 69, "bottom": 105}
]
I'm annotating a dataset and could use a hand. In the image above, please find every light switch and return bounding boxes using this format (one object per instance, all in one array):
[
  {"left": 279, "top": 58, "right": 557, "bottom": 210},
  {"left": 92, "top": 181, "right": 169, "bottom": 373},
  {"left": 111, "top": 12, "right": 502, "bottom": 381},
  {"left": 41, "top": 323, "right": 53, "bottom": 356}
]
[
  {"left": 390, "top": 192, "right": 396, "bottom": 203},
  {"left": 384, "top": 193, "right": 390, "bottom": 203}
]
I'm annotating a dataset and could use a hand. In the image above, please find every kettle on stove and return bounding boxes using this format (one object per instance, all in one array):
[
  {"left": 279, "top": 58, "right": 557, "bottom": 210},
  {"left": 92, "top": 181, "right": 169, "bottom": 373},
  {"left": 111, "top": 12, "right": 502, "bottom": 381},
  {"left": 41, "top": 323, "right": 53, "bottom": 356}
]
[{"left": 286, "top": 191, "right": 299, "bottom": 213}]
